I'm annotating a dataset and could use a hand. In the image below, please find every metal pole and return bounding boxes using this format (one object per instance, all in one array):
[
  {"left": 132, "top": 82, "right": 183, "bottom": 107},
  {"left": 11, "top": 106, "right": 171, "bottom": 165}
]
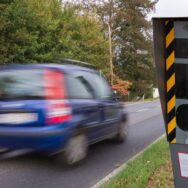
[{"left": 108, "top": 24, "right": 113, "bottom": 86}]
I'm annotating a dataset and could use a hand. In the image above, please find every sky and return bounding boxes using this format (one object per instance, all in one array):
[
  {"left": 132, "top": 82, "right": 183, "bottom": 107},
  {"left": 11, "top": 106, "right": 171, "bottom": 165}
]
[
  {"left": 64, "top": 0, "right": 188, "bottom": 19},
  {"left": 152, "top": 0, "right": 188, "bottom": 18}
]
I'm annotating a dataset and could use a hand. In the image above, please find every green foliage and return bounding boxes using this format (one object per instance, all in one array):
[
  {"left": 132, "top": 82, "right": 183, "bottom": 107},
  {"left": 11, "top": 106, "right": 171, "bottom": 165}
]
[
  {"left": 0, "top": 0, "right": 157, "bottom": 99},
  {"left": 145, "top": 87, "right": 153, "bottom": 99},
  {"left": 114, "top": 0, "right": 156, "bottom": 98},
  {"left": 59, "top": 6, "right": 109, "bottom": 71},
  {"left": 0, "top": 0, "right": 109, "bottom": 72},
  {"left": 77, "top": 0, "right": 156, "bottom": 99},
  {"left": 0, "top": 0, "right": 63, "bottom": 64}
]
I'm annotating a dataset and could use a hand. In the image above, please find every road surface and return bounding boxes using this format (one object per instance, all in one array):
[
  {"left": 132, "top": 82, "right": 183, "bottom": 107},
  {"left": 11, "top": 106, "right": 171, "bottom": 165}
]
[{"left": 0, "top": 100, "right": 165, "bottom": 188}]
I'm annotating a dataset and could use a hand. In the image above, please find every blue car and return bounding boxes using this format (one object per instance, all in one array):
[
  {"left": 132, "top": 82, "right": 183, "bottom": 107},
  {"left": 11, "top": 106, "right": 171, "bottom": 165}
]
[{"left": 0, "top": 60, "right": 128, "bottom": 165}]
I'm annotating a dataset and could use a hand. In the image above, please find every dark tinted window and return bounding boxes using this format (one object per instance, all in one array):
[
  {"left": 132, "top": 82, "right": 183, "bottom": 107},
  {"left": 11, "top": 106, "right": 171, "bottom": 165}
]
[
  {"left": 0, "top": 70, "right": 44, "bottom": 100},
  {"left": 65, "top": 75, "right": 93, "bottom": 99},
  {"left": 175, "top": 39, "right": 188, "bottom": 58},
  {"left": 175, "top": 64, "right": 188, "bottom": 99},
  {"left": 176, "top": 105, "right": 188, "bottom": 131}
]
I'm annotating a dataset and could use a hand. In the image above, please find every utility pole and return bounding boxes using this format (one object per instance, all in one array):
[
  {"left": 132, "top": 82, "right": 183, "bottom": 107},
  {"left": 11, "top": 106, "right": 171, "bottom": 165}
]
[
  {"left": 108, "top": 0, "right": 113, "bottom": 86},
  {"left": 108, "top": 23, "right": 113, "bottom": 86}
]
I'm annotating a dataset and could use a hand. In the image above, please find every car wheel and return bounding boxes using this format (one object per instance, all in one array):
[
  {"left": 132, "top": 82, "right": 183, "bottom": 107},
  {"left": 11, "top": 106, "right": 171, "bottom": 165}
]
[
  {"left": 63, "top": 133, "right": 88, "bottom": 166},
  {"left": 114, "top": 120, "right": 129, "bottom": 143}
]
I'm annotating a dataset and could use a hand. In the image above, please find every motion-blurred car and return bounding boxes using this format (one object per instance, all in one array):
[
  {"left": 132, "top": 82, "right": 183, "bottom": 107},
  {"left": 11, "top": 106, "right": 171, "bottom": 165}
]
[{"left": 0, "top": 60, "right": 128, "bottom": 165}]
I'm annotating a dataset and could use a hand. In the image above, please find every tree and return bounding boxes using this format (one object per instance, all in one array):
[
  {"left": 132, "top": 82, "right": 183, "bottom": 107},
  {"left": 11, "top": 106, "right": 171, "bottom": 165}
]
[
  {"left": 0, "top": 0, "right": 15, "bottom": 63},
  {"left": 73, "top": 0, "right": 156, "bottom": 99},
  {"left": 111, "top": 74, "right": 131, "bottom": 96},
  {"left": 73, "top": 0, "right": 121, "bottom": 85},
  {"left": 115, "top": 0, "right": 156, "bottom": 99},
  {"left": 0, "top": 0, "right": 109, "bottom": 73},
  {"left": 58, "top": 5, "right": 109, "bottom": 71},
  {"left": 0, "top": 0, "right": 64, "bottom": 64}
]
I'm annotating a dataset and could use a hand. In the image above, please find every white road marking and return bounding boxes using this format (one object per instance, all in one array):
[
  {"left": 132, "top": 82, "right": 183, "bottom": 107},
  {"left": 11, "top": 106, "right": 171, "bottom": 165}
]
[{"left": 136, "top": 108, "right": 149, "bottom": 113}]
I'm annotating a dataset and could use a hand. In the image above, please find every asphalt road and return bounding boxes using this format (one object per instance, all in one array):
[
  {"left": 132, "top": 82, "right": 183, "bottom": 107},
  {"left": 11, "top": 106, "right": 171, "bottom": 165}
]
[{"left": 0, "top": 100, "right": 165, "bottom": 188}]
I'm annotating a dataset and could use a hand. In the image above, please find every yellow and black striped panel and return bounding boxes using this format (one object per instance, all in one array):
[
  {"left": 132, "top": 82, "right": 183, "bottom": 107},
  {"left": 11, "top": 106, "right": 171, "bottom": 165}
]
[{"left": 165, "top": 20, "right": 176, "bottom": 144}]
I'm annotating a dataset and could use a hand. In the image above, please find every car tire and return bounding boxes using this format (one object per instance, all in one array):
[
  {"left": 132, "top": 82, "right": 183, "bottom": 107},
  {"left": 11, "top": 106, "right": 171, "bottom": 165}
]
[
  {"left": 62, "top": 132, "right": 88, "bottom": 166},
  {"left": 114, "top": 120, "right": 129, "bottom": 143}
]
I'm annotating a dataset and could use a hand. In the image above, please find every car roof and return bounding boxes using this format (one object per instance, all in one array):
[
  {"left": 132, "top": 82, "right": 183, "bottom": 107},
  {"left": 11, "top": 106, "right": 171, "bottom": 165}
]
[{"left": 0, "top": 63, "right": 99, "bottom": 74}]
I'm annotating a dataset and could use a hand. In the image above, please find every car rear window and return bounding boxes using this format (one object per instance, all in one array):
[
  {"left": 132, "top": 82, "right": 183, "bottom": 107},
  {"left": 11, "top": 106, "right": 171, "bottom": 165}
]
[{"left": 0, "top": 69, "right": 44, "bottom": 100}]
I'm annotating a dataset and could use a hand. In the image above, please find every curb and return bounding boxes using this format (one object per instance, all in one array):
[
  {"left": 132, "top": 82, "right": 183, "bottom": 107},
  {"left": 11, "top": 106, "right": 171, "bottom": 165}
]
[{"left": 90, "top": 134, "right": 166, "bottom": 188}]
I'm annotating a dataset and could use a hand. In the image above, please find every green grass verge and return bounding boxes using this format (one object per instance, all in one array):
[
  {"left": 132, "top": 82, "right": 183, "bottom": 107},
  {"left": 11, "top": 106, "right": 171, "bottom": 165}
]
[
  {"left": 147, "top": 161, "right": 174, "bottom": 188},
  {"left": 101, "top": 138, "right": 170, "bottom": 188}
]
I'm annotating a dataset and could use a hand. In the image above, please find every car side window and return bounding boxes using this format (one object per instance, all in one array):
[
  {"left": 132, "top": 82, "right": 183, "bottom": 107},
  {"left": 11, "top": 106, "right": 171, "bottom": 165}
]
[
  {"left": 77, "top": 76, "right": 94, "bottom": 95},
  {"left": 92, "top": 74, "right": 113, "bottom": 100},
  {"left": 65, "top": 74, "right": 94, "bottom": 99}
]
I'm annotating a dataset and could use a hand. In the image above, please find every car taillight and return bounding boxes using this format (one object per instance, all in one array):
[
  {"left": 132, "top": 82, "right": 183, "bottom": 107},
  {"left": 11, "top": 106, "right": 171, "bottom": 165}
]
[
  {"left": 44, "top": 69, "right": 65, "bottom": 100},
  {"left": 44, "top": 69, "right": 72, "bottom": 125},
  {"left": 46, "top": 100, "right": 71, "bottom": 124}
]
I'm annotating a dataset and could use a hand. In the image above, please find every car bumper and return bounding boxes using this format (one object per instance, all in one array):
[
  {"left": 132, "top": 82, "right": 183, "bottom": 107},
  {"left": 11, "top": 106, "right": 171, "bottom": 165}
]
[{"left": 0, "top": 124, "right": 71, "bottom": 154}]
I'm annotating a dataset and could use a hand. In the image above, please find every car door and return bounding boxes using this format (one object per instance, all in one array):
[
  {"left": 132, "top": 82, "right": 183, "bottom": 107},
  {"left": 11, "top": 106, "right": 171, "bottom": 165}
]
[
  {"left": 85, "top": 72, "right": 121, "bottom": 137},
  {"left": 64, "top": 71, "right": 105, "bottom": 144}
]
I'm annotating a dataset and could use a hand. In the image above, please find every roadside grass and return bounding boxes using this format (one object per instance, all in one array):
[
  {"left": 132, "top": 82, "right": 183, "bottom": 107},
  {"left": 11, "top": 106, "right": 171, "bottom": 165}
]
[
  {"left": 147, "top": 161, "right": 174, "bottom": 188},
  {"left": 101, "top": 138, "right": 172, "bottom": 188}
]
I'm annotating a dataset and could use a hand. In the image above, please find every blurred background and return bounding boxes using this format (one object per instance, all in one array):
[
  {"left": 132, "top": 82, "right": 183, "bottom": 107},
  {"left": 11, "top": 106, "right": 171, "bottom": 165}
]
[{"left": 0, "top": 0, "right": 158, "bottom": 101}]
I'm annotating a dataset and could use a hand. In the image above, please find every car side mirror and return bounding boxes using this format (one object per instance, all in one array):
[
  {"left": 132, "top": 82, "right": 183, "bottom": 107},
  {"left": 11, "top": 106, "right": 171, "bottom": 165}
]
[{"left": 113, "top": 90, "right": 121, "bottom": 101}]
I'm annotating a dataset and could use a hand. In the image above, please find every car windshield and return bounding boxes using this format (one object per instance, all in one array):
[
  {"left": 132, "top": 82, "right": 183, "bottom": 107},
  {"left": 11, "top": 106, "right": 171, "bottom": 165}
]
[{"left": 0, "top": 69, "right": 44, "bottom": 100}]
